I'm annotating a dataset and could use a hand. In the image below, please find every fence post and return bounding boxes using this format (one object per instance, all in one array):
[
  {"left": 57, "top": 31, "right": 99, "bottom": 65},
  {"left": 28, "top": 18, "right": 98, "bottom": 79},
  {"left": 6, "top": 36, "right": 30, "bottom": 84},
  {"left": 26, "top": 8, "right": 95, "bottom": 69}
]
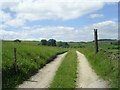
[
  {"left": 94, "top": 29, "right": 99, "bottom": 53},
  {"left": 14, "top": 48, "right": 17, "bottom": 73}
]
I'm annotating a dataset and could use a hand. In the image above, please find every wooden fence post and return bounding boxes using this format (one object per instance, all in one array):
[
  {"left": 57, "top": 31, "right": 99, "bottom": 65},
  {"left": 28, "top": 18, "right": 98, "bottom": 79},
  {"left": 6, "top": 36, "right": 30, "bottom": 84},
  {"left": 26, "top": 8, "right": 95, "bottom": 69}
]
[
  {"left": 14, "top": 48, "right": 17, "bottom": 73},
  {"left": 94, "top": 29, "right": 99, "bottom": 53}
]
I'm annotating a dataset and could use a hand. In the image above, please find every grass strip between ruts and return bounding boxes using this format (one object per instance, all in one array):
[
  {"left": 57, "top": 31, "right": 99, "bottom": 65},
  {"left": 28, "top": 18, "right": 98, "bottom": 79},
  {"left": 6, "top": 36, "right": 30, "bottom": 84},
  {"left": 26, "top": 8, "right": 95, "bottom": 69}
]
[{"left": 50, "top": 49, "right": 77, "bottom": 88}]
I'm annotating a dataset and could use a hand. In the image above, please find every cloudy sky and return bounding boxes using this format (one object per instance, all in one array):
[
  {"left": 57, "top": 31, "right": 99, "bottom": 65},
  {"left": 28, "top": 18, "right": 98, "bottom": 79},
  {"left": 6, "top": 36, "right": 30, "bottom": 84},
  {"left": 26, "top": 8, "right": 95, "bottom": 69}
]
[{"left": 0, "top": 0, "right": 118, "bottom": 42}]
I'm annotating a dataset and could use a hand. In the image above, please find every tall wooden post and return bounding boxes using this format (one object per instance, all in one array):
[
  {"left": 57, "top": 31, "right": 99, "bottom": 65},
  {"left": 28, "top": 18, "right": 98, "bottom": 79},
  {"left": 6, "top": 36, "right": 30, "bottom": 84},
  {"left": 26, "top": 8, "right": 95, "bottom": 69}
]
[
  {"left": 94, "top": 29, "right": 99, "bottom": 53},
  {"left": 14, "top": 48, "right": 17, "bottom": 73}
]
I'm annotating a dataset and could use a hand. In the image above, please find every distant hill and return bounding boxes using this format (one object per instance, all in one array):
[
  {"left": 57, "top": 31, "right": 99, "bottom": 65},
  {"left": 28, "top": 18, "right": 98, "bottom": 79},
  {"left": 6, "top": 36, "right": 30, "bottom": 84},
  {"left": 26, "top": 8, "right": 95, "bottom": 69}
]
[
  {"left": 91, "top": 39, "right": 117, "bottom": 42},
  {"left": 98, "top": 39, "right": 117, "bottom": 41}
]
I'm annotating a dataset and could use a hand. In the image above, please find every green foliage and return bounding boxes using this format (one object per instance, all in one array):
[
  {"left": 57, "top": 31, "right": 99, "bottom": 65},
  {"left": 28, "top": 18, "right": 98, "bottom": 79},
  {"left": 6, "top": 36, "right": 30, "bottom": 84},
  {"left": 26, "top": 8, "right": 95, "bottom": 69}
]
[
  {"left": 57, "top": 42, "right": 69, "bottom": 48},
  {"left": 41, "top": 39, "right": 47, "bottom": 45},
  {"left": 0, "top": 40, "right": 2, "bottom": 68},
  {"left": 50, "top": 49, "right": 77, "bottom": 88},
  {"left": 2, "top": 41, "right": 67, "bottom": 89},
  {"left": 14, "top": 39, "right": 21, "bottom": 43},
  {"left": 47, "top": 39, "right": 56, "bottom": 46},
  {"left": 68, "top": 42, "right": 85, "bottom": 48},
  {"left": 40, "top": 39, "right": 56, "bottom": 46},
  {"left": 98, "top": 39, "right": 117, "bottom": 41}
]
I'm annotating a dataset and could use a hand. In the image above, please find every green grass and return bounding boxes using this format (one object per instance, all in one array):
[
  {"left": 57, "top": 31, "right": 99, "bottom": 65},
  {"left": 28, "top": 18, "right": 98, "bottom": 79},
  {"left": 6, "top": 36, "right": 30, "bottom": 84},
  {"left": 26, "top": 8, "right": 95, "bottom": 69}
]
[
  {"left": 2, "top": 40, "right": 119, "bottom": 89},
  {"left": 50, "top": 49, "right": 77, "bottom": 88},
  {"left": 0, "top": 40, "right": 2, "bottom": 68},
  {"left": 78, "top": 44, "right": 118, "bottom": 88},
  {"left": 75, "top": 40, "right": 119, "bottom": 89},
  {"left": 0, "top": 40, "right": 2, "bottom": 90},
  {"left": 2, "top": 41, "right": 67, "bottom": 89}
]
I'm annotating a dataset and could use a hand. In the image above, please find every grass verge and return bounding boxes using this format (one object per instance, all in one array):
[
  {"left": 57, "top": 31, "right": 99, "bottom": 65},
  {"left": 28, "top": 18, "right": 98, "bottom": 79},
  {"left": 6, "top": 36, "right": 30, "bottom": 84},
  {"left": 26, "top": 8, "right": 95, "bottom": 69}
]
[
  {"left": 50, "top": 49, "right": 77, "bottom": 88},
  {"left": 78, "top": 47, "right": 118, "bottom": 88},
  {"left": 2, "top": 41, "right": 67, "bottom": 89}
]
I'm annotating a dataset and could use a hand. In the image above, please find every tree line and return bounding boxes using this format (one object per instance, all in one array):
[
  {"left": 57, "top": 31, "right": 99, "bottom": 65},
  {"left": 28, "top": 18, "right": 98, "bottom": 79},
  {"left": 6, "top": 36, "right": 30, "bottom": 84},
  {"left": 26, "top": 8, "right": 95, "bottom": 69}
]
[
  {"left": 41, "top": 39, "right": 56, "bottom": 46},
  {"left": 13, "top": 39, "right": 69, "bottom": 48},
  {"left": 40, "top": 39, "right": 69, "bottom": 48}
]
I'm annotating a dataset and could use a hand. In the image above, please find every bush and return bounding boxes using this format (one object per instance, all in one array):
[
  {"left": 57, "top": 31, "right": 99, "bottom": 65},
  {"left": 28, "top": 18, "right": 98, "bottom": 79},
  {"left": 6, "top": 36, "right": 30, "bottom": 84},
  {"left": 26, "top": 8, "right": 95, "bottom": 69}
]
[
  {"left": 57, "top": 42, "right": 69, "bottom": 48},
  {"left": 14, "top": 39, "right": 21, "bottom": 42},
  {"left": 41, "top": 39, "right": 47, "bottom": 45},
  {"left": 47, "top": 39, "right": 56, "bottom": 46}
]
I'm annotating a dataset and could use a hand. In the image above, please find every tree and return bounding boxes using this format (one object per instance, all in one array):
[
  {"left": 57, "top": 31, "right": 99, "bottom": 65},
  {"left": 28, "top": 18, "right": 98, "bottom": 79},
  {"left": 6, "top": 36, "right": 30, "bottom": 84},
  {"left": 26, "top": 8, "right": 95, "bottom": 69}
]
[
  {"left": 57, "top": 42, "right": 63, "bottom": 47},
  {"left": 47, "top": 39, "right": 56, "bottom": 46},
  {"left": 62, "top": 42, "right": 69, "bottom": 48},
  {"left": 57, "top": 42, "right": 69, "bottom": 48},
  {"left": 14, "top": 39, "right": 21, "bottom": 42},
  {"left": 41, "top": 39, "right": 47, "bottom": 45}
]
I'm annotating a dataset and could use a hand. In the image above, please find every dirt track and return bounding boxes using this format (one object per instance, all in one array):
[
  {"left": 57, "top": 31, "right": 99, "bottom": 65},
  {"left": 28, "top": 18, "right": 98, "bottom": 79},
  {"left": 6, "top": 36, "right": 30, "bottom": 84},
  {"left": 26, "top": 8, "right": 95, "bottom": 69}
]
[
  {"left": 17, "top": 52, "right": 67, "bottom": 88},
  {"left": 76, "top": 51, "right": 109, "bottom": 88},
  {"left": 17, "top": 51, "right": 109, "bottom": 88}
]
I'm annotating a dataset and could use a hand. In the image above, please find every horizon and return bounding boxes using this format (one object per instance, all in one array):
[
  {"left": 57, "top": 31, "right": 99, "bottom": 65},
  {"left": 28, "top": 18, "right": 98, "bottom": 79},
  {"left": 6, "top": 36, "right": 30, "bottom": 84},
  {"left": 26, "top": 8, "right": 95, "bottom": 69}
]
[{"left": 1, "top": 38, "right": 118, "bottom": 43}]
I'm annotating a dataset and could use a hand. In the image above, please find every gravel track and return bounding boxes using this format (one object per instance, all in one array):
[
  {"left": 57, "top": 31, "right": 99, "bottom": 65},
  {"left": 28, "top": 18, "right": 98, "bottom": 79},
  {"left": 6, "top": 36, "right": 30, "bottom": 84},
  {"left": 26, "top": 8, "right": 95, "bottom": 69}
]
[
  {"left": 17, "top": 52, "right": 67, "bottom": 88},
  {"left": 76, "top": 51, "right": 109, "bottom": 88}
]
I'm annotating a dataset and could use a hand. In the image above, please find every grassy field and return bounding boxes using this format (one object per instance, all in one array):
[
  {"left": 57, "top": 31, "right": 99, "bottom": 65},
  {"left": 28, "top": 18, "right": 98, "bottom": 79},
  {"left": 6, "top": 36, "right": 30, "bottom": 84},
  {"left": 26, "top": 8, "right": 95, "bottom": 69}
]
[
  {"left": 77, "top": 40, "right": 119, "bottom": 88},
  {"left": 0, "top": 41, "right": 1, "bottom": 90},
  {"left": 0, "top": 40, "right": 2, "bottom": 68},
  {"left": 2, "top": 41, "right": 67, "bottom": 89},
  {"left": 50, "top": 49, "right": 77, "bottom": 88},
  {"left": 2, "top": 40, "right": 119, "bottom": 89}
]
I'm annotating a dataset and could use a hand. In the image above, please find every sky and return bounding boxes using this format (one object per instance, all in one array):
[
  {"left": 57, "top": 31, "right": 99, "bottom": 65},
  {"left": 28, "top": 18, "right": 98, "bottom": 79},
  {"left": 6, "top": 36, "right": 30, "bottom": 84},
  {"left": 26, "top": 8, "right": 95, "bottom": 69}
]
[{"left": 0, "top": 0, "right": 119, "bottom": 42}]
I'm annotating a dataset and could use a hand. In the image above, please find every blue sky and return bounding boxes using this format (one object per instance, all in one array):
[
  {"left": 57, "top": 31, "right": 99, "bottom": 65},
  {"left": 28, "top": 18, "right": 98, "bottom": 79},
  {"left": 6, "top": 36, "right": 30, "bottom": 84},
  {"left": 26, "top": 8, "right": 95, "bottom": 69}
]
[
  {"left": 26, "top": 3, "right": 118, "bottom": 28},
  {"left": 0, "top": 0, "right": 118, "bottom": 41}
]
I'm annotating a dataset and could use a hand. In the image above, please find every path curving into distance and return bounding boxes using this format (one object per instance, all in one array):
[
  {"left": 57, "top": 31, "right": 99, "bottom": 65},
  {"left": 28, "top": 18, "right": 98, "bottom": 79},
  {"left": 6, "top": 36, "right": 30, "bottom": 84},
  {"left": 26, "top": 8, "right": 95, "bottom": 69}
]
[
  {"left": 76, "top": 51, "right": 110, "bottom": 88},
  {"left": 17, "top": 52, "right": 67, "bottom": 88}
]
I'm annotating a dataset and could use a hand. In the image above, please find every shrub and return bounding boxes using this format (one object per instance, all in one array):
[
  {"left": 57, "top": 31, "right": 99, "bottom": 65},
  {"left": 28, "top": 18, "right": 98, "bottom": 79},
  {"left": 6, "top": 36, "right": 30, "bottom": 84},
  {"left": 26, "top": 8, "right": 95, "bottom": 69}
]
[
  {"left": 14, "top": 39, "right": 21, "bottom": 42},
  {"left": 41, "top": 39, "right": 47, "bottom": 45}
]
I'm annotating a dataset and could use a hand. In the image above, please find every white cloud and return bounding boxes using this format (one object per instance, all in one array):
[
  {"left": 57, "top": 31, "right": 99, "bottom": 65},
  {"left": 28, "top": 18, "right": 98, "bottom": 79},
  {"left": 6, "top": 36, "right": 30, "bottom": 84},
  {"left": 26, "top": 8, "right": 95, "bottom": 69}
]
[
  {"left": 0, "top": 26, "right": 90, "bottom": 41},
  {"left": 0, "top": 0, "right": 118, "bottom": 29},
  {"left": 0, "top": 29, "right": 30, "bottom": 40},
  {"left": 0, "top": 0, "right": 118, "bottom": 21},
  {"left": 5, "top": 18, "right": 25, "bottom": 27},
  {"left": 10, "top": 0, "right": 104, "bottom": 21},
  {"left": 1, "top": 0, "right": 114, "bottom": 21},
  {"left": 0, "top": 0, "right": 18, "bottom": 11},
  {"left": 0, "top": 10, "right": 25, "bottom": 27},
  {"left": 0, "top": 10, "right": 11, "bottom": 23},
  {"left": 92, "top": 20, "right": 117, "bottom": 29},
  {"left": 85, "top": 20, "right": 118, "bottom": 39},
  {"left": 1, "top": 20, "right": 118, "bottom": 41},
  {"left": 0, "top": 0, "right": 118, "bottom": 41},
  {"left": 89, "top": 14, "right": 104, "bottom": 19},
  {"left": 91, "top": 0, "right": 119, "bottom": 2}
]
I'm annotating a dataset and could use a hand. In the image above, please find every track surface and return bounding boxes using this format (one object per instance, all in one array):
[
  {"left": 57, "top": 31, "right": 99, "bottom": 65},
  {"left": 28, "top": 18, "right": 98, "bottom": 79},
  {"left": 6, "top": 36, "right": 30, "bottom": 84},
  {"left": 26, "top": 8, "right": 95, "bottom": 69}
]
[
  {"left": 18, "top": 51, "right": 109, "bottom": 88},
  {"left": 76, "top": 51, "right": 109, "bottom": 88},
  {"left": 17, "top": 52, "right": 67, "bottom": 88}
]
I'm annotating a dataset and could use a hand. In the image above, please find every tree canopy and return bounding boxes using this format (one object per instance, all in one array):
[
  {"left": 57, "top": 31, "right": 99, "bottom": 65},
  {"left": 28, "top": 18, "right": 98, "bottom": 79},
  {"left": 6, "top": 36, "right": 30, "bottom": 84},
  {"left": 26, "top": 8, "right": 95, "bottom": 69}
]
[
  {"left": 14, "top": 39, "right": 21, "bottom": 42},
  {"left": 47, "top": 39, "right": 56, "bottom": 46},
  {"left": 41, "top": 39, "right": 47, "bottom": 45},
  {"left": 57, "top": 42, "right": 69, "bottom": 48},
  {"left": 40, "top": 39, "right": 56, "bottom": 46}
]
